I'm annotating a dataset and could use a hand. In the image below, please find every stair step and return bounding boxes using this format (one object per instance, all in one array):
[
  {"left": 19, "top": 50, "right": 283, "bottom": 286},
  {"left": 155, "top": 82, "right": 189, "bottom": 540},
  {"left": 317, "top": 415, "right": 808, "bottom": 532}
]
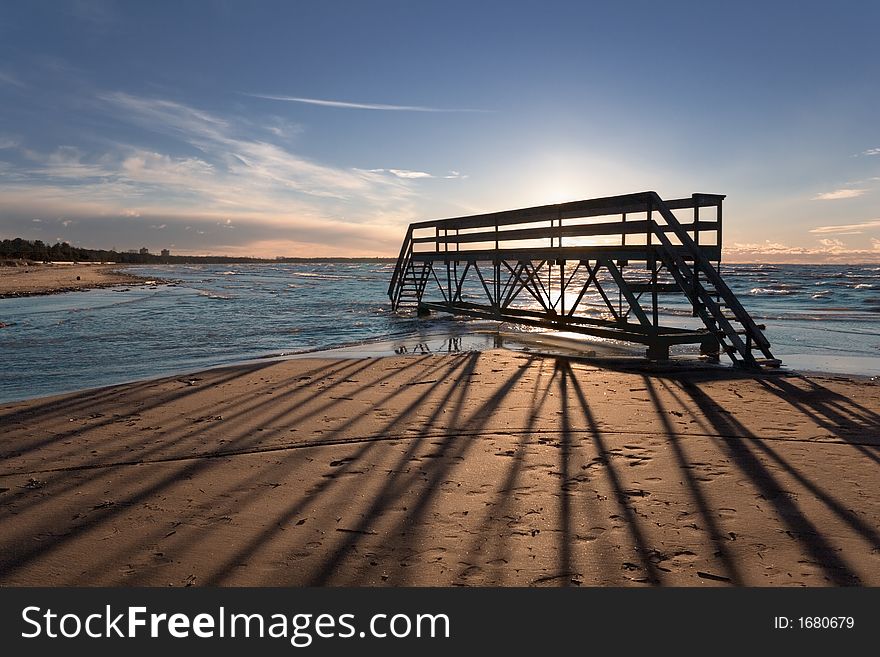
[{"left": 754, "top": 358, "right": 782, "bottom": 368}]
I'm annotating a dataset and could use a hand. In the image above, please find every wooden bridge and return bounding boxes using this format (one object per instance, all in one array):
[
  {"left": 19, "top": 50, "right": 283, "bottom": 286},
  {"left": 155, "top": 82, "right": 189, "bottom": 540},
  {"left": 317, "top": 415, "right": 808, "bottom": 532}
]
[{"left": 388, "top": 191, "right": 779, "bottom": 368}]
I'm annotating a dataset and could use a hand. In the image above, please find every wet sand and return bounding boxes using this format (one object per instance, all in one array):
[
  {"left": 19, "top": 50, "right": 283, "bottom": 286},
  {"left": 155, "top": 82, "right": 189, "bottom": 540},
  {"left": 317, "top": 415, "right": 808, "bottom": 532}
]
[
  {"left": 0, "top": 263, "right": 153, "bottom": 297},
  {"left": 1, "top": 351, "right": 878, "bottom": 586}
]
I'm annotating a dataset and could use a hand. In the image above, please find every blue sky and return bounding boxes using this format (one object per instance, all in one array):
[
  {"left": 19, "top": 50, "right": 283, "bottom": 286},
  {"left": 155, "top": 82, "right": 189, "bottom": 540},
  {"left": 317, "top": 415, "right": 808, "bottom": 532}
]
[{"left": 1, "top": 0, "right": 879, "bottom": 260}]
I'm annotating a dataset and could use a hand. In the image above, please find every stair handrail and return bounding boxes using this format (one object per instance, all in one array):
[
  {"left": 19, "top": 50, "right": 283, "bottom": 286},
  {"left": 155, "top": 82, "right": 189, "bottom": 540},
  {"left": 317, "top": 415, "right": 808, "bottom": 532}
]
[{"left": 388, "top": 224, "right": 414, "bottom": 303}]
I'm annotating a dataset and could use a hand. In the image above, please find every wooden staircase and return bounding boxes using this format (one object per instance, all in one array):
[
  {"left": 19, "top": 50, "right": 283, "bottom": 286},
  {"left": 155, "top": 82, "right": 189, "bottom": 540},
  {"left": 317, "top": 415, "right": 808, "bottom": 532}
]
[
  {"left": 394, "top": 260, "right": 431, "bottom": 309},
  {"left": 649, "top": 192, "right": 780, "bottom": 368}
]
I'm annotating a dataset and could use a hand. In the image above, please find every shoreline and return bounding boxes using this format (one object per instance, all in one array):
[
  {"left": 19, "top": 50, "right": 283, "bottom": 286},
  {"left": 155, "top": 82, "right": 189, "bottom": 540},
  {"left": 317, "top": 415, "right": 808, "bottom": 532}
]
[
  {"left": 0, "top": 327, "right": 877, "bottom": 406},
  {"left": 1, "top": 350, "right": 878, "bottom": 586},
  {"left": 0, "top": 263, "right": 161, "bottom": 298},
  {"left": 2, "top": 325, "right": 877, "bottom": 408}
]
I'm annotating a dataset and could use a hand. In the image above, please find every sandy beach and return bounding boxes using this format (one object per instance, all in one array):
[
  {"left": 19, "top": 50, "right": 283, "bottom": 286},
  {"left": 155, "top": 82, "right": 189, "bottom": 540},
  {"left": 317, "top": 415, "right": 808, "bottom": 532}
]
[
  {"left": 1, "top": 351, "right": 878, "bottom": 586},
  {"left": 0, "top": 263, "right": 153, "bottom": 298}
]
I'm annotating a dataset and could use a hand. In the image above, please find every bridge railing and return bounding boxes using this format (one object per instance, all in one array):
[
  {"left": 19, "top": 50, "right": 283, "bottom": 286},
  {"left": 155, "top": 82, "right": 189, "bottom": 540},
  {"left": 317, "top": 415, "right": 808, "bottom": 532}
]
[{"left": 406, "top": 191, "right": 723, "bottom": 260}]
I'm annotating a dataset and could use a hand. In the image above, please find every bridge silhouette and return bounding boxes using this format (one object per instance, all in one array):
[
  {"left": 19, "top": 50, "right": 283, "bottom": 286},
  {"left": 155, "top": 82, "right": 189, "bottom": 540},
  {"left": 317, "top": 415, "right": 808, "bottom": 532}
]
[{"left": 389, "top": 191, "right": 778, "bottom": 368}]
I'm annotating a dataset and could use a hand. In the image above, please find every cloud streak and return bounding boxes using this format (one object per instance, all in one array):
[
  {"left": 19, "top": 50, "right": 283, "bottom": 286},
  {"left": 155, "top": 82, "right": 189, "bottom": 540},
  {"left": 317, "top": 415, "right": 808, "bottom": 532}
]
[
  {"left": 809, "top": 219, "right": 880, "bottom": 235},
  {"left": 248, "top": 94, "right": 489, "bottom": 113},
  {"left": 811, "top": 188, "right": 867, "bottom": 200},
  {"left": 368, "top": 168, "right": 467, "bottom": 180},
  {"left": 726, "top": 238, "right": 880, "bottom": 263}
]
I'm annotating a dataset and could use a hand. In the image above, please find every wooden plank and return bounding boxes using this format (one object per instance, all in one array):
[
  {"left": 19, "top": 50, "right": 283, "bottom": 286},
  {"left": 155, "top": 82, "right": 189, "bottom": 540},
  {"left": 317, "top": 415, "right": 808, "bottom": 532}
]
[
  {"left": 410, "top": 244, "right": 722, "bottom": 263},
  {"left": 410, "top": 221, "right": 720, "bottom": 245}
]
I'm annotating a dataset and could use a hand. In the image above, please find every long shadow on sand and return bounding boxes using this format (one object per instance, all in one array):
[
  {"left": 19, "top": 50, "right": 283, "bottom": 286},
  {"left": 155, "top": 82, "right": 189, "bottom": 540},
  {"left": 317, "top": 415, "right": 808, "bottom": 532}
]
[{"left": 1, "top": 355, "right": 878, "bottom": 586}]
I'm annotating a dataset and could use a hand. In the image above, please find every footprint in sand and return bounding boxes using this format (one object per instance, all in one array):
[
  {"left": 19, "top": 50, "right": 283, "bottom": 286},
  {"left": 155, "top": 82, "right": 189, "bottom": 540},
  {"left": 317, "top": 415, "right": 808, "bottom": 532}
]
[
  {"left": 457, "top": 564, "right": 483, "bottom": 579},
  {"left": 575, "top": 527, "right": 606, "bottom": 542}
]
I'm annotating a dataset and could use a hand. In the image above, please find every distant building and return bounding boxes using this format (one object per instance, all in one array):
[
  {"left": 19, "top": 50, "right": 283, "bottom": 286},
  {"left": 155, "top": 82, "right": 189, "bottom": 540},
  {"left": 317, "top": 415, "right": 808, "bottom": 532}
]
[
  {"left": 139, "top": 247, "right": 150, "bottom": 255},
  {"left": 126, "top": 249, "right": 138, "bottom": 254},
  {"left": 161, "top": 249, "right": 170, "bottom": 257}
]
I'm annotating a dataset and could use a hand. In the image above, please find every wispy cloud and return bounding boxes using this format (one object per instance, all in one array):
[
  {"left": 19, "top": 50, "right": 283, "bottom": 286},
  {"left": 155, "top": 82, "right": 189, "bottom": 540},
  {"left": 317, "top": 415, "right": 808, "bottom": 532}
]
[
  {"left": 248, "top": 94, "right": 489, "bottom": 113},
  {"left": 726, "top": 238, "right": 880, "bottom": 263},
  {"left": 369, "top": 168, "right": 467, "bottom": 180},
  {"left": 812, "top": 188, "right": 867, "bottom": 200},
  {"left": 0, "top": 70, "right": 25, "bottom": 88},
  {"left": 264, "top": 118, "right": 304, "bottom": 139},
  {"left": 88, "top": 92, "right": 421, "bottom": 207},
  {"left": 0, "top": 92, "right": 437, "bottom": 254},
  {"left": 369, "top": 168, "right": 433, "bottom": 179},
  {"left": 809, "top": 219, "right": 880, "bottom": 235},
  {"left": 861, "top": 148, "right": 880, "bottom": 156}
]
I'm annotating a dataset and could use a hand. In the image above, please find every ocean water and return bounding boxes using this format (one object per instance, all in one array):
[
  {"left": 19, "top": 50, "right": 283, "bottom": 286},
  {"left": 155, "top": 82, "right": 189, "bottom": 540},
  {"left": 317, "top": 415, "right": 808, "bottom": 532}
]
[{"left": 0, "top": 262, "right": 877, "bottom": 403}]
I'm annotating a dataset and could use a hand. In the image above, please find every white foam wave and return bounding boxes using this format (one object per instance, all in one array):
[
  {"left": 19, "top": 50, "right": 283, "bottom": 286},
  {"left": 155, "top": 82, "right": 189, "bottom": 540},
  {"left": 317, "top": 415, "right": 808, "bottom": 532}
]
[{"left": 749, "top": 287, "right": 799, "bottom": 295}]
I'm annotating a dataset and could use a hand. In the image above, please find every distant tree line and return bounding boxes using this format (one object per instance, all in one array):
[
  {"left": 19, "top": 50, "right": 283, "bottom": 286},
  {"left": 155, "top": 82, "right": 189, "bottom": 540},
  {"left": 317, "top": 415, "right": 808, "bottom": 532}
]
[{"left": 0, "top": 238, "right": 394, "bottom": 264}]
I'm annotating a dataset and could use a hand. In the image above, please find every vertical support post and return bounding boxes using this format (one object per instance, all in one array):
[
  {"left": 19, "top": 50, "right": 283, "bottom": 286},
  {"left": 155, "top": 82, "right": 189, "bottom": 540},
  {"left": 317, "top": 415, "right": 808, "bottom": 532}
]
[
  {"left": 557, "top": 210, "right": 562, "bottom": 315},
  {"left": 693, "top": 195, "right": 700, "bottom": 316},
  {"left": 651, "top": 255, "right": 659, "bottom": 329},
  {"left": 559, "top": 259, "right": 565, "bottom": 319},
  {"left": 620, "top": 211, "right": 626, "bottom": 315},
  {"left": 647, "top": 195, "right": 657, "bottom": 327},
  {"left": 453, "top": 227, "right": 459, "bottom": 301},
  {"left": 556, "top": 207, "right": 562, "bottom": 248},
  {"left": 494, "top": 219, "right": 500, "bottom": 312},
  {"left": 445, "top": 227, "right": 452, "bottom": 306}
]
